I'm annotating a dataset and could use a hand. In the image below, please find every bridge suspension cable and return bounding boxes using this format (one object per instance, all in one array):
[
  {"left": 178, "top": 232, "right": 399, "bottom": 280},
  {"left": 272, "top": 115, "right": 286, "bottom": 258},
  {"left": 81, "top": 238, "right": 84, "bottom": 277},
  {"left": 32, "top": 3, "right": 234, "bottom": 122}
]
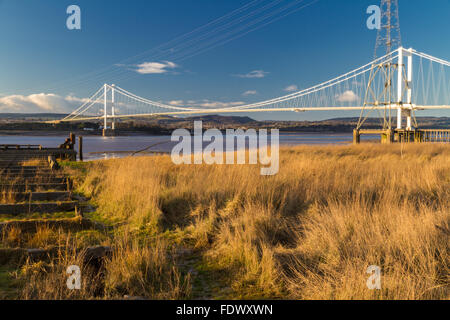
[{"left": 59, "top": 47, "right": 450, "bottom": 124}]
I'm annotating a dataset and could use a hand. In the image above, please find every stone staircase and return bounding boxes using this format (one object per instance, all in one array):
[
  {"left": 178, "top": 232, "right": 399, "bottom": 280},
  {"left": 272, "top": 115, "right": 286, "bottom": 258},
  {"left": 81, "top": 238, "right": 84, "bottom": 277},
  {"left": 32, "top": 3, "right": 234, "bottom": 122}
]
[
  {"left": 0, "top": 150, "right": 86, "bottom": 261},
  {"left": 0, "top": 141, "right": 112, "bottom": 299},
  {"left": 0, "top": 152, "right": 77, "bottom": 215}
]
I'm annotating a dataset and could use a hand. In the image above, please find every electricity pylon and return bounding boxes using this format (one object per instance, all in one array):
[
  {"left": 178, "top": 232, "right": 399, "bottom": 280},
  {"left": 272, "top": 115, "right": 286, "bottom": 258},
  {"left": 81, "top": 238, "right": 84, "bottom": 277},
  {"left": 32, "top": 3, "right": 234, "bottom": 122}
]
[
  {"left": 374, "top": 0, "right": 402, "bottom": 59},
  {"left": 357, "top": 0, "right": 416, "bottom": 131}
]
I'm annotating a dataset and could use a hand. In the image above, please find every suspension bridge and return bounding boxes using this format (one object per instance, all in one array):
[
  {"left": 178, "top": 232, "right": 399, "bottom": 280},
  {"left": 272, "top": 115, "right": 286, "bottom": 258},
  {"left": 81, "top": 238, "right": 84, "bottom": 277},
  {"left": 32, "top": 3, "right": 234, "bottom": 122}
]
[{"left": 56, "top": 46, "right": 450, "bottom": 143}]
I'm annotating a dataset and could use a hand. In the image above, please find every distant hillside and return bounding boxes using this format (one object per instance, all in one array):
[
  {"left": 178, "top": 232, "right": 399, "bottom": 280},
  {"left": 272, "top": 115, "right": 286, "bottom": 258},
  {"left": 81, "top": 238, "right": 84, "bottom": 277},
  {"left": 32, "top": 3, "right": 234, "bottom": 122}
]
[
  {"left": 0, "top": 113, "right": 67, "bottom": 120},
  {"left": 0, "top": 113, "right": 449, "bottom": 134},
  {"left": 187, "top": 115, "right": 255, "bottom": 124}
]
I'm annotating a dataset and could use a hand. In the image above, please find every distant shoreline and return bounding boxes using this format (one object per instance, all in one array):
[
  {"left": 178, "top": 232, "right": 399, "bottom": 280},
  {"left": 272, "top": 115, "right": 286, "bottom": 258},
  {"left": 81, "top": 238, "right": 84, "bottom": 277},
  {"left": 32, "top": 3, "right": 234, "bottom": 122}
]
[
  {"left": 0, "top": 130, "right": 354, "bottom": 137},
  {"left": 1, "top": 114, "right": 449, "bottom": 138}
]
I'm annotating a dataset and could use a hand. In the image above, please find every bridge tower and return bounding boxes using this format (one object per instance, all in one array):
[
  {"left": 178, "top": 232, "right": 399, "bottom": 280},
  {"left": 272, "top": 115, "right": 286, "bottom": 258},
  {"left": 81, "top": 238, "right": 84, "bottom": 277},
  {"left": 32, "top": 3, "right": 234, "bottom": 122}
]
[
  {"left": 102, "top": 84, "right": 116, "bottom": 137},
  {"left": 356, "top": 0, "right": 416, "bottom": 139},
  {"left": 103, "top": 84, "right": 107, "bottom": 130},
  {"left": 111, "top": 84, "right": 116, "bottom": 131}
]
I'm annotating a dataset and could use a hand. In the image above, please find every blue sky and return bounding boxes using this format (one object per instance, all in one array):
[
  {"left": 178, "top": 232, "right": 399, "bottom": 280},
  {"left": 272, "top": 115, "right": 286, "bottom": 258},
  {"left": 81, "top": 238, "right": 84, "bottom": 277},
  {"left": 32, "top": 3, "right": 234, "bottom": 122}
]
[{"left": 0, "top": 0, "right": 449, "bottom": 120}]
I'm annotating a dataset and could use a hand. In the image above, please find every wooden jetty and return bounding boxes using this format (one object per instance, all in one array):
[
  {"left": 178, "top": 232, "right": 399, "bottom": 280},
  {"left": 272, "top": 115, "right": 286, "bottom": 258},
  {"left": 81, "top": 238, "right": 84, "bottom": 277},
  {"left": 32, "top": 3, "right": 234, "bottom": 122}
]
[
  {"left": 0, "top": 133, "right": 77, "bottom": 161},
  {"left": 353, "top": 129, "right": 450, "bottom": 144}
]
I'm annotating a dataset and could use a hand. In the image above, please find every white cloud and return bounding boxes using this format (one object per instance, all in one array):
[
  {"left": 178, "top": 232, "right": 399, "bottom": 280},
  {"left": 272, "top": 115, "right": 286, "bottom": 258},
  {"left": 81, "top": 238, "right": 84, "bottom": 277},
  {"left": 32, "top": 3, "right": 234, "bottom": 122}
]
[
  {"left": 0, "top": 93, "right": 85, "bottom": 113},
  {"left": 135, "top": 61, "right": 178, "bottom": 74},
  {"left": 173, "top": 99, "right": 245, "bottom": 109},
  {"left": 234, "top": 70, "right": 268, "bottom": 79},
  {"left": 284, "top": 85, "right": 298, "bottom": 92},
  {"left": 336, "top": 90, "right": 359, "bottom": 103},
  {"left": 196, "top": 101, "right": 245, "bottom": 108},
  {"left": 168, "top": 100, "right": 184, "bottom": 106},
  {"left": 242, "top": 90, "right": 257, "bottom": 96}
]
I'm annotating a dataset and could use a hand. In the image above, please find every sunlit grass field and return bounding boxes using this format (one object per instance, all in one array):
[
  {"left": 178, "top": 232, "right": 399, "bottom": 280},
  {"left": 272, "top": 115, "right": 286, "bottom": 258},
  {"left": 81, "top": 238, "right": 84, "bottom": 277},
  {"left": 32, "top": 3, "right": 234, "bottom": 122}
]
[{"left": 15, "top": 144, "right": 450, "bottom": 300}]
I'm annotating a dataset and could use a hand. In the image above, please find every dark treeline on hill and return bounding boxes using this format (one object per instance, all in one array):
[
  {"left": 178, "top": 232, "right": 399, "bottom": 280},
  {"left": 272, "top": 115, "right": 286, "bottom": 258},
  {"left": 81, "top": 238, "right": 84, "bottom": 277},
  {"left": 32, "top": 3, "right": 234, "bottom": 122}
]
[
  {"left": 0, "top": 113, "right": 68, "bottom": 120},
  {"left": 1, "top": 113, "right": 450, "bottom": 135}
]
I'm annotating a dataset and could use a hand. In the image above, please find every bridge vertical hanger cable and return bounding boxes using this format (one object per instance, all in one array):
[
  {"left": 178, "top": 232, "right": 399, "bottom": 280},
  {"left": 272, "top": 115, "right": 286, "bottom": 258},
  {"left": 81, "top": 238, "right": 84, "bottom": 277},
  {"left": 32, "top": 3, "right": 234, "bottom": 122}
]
[{"left": 59, "top": 49, "right": 449, "bottom": 123}]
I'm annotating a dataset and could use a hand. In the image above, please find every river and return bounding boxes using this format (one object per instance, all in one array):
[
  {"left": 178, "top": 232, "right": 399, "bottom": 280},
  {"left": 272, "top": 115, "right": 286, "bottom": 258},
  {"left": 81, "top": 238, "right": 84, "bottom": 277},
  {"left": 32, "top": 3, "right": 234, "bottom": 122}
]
[{"left": 0, "top": 133, "right": 375, "bottom": 161}]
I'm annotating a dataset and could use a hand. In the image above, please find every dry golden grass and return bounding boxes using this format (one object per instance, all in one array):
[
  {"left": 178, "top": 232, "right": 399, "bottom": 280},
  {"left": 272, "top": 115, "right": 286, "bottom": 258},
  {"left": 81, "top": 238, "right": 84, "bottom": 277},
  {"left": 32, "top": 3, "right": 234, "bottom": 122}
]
[
  {"left": 20, "top": 160, "right": 46, "bottom": 167},
  {"left": 17, "top": 234, "right": 189, "bottom": 300},
  {"left": 80, "top": 143, "right": 450, "bottom": 300},
  {"left": 104, "top": 236, "right": 191, "bottom": 299},
  {"left": 19, "top": 242, "right": 103, "bottom": 300},
  {"left": 18, "top": 143, "right": 450, "bottom": 300}
]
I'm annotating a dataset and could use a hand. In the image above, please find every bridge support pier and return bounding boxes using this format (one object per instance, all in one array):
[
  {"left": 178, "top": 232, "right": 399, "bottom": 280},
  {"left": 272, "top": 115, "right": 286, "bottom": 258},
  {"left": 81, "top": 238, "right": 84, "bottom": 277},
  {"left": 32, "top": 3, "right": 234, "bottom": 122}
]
[
  {"left": 354, "top": 129, "right": 394, "bottom": 144},
  {"left": 381, "top": 129, "right": 394, "bottom": 144},
  {"left": 405, "top": 110, "right": 412, "bottom": 130},
  {"left": 102, "top": 129, "right": 115, "bottom": 137}
]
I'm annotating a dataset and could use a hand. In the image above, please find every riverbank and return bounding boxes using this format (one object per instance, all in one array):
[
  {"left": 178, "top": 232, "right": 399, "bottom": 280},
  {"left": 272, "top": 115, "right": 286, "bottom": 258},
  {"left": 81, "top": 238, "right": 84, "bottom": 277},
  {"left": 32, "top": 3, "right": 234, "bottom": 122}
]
[
  {"left": 0, "top": 130, "right": 172, "bottom": 137},
  {"left": 0, "top": 133, "right": 357, "bottom": 161},
  {"left": 2, "top": 144, "right": 447, "bottom": 299}
]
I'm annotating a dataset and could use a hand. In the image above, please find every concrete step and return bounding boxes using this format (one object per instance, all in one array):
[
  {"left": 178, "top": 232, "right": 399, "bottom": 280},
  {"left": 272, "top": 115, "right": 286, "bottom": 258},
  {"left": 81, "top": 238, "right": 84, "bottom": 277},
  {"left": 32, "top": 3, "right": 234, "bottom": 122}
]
[
  {"left": 0, "top": 216, "right": 109, "bottom": 234},
  {"left": 0, "top": 172, "right": 65, "bottom": 178},
  {"left": 0, "top": 159, "right": 46, "bottom": 164},
  {"left": 0, "top": 149, "right": 76, "bottom": 161},
  {"left": 0, "top": 201, "right": 77, "bottom": 215},
  {"left": 0, "top": 153, "right": 48, "bottom": 156},
  {"left": 0, "top": 244, "right": 111, "bottom": 265},
  {"left": 0, "top": 247, "right": 59, "bottom": 265},
  {"left": 0, "top": 183, "right": 69, "bottom": 192},
  {"left": 0, "top": 166, "right": 52, "bottom": 170},
  {"left": 0, "top": 166, "right": 50, "bottom": 170},
  {"left": 0, "top": 177, "right": 68, "bottom": 184},
  {"left": 0, "top": 191, "right": 71, "bottom": 202},
  {"left": 0, "top": 162, "right": 48, "bottom": 168},
  {"left": 0, "top": 156, "right": 48, "bottom": 160},
  {"left": 0, "top": 164, "right": 48, "bottom": 169},
  {"left": 0, "top": 170, "right": 54, "bottom": 176}
]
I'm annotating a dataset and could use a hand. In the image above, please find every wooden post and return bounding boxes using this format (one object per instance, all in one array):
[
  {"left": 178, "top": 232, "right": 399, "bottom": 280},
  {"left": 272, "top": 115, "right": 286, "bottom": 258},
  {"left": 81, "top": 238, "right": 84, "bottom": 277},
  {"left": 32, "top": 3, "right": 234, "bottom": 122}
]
[
  {"left": 353, "top": 129, "right": 360, "bottom": 144},
  {"left": 387, "top": 129, "right": 394, "bottom": 144},
  {"left": 69, "top": 132, "right": 76, "bottom": 149},
  {"left": 381, "top": 129, "right": 394, "bottom": 144},
  {"left": 48, "top": 155, "right": 60, "bottom": 170},
  {"left": 78, "top": 136, "right": 83, "bottom": 162}
]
